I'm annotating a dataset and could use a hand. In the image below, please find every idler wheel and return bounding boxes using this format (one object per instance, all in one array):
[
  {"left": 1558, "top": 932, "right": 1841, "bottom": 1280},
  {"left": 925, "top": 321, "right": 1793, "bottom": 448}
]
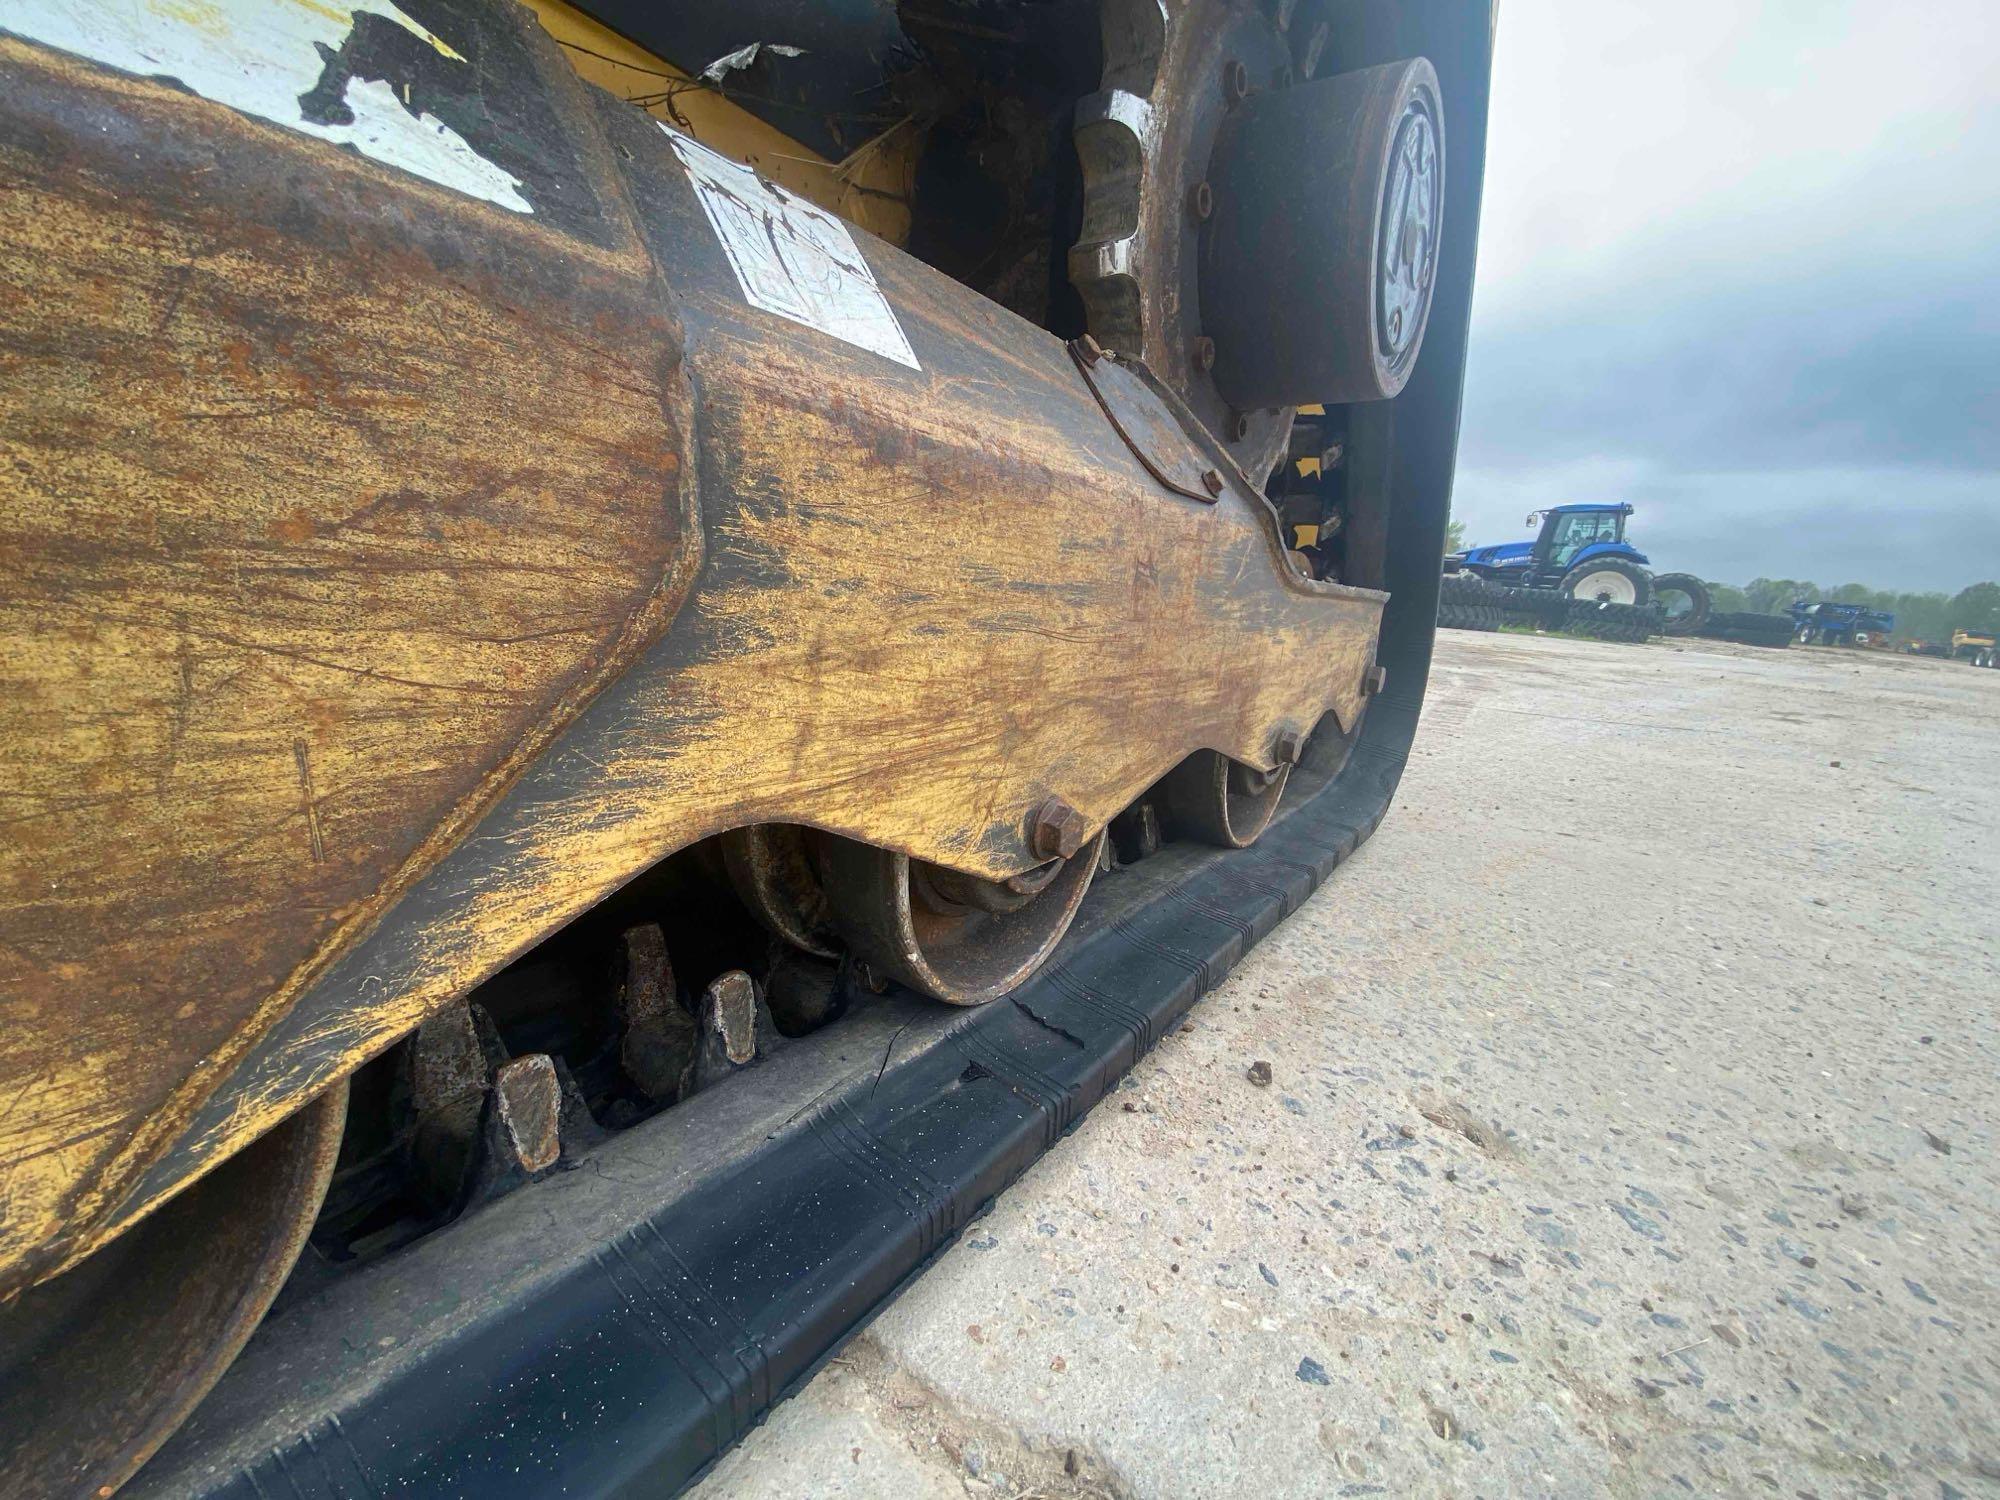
[
  {"left": 1201, "top": 56, "right": 1445, "bottom": 408},
  {"left": 0, "top": 1083, "right": 348, "bottom": 1499},
  {"left": 816, "top": 833, "right": 1104, "bottom": 1005}
]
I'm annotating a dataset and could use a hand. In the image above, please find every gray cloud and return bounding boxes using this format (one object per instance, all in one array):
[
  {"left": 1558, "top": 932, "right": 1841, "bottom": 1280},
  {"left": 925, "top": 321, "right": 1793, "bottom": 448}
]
[{"left": 1450, "top": 0, "right": 2000, "bottom": 593}]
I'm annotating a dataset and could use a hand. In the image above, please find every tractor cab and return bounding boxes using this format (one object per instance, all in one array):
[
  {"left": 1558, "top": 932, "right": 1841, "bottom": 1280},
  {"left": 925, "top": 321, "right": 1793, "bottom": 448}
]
[{"left": 1530, "top": 503, "right": 1633, "bottom": 575}]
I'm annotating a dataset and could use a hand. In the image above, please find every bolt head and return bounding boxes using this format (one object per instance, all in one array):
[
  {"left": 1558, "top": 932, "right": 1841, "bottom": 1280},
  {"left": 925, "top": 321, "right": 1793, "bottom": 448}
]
[
  {"left": 1200, "top": 468, "right": 1225, "bottom": 497},
  {"left": 1192, "top": 335, "right": 1216, "bottom": 372},
  {"left": 1229, "top": 411, "right": 1250, "bottom": 442},
  {"left": 1224, "top": 58, "right": 1250, "bottom": 102},
  {"left": 1273, "top": 728, "right": 1307, "bottom": 765},
  {"left": 1030, "top": 796, "right": 1086, "bottom": 861},
  {"left": 1188, "top": 179, "right": 1214, "bottom": 221}
]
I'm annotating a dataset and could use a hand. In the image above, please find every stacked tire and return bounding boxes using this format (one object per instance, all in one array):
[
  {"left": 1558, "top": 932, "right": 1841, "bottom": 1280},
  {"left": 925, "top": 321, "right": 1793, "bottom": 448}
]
[
  {"left": 1437, "top": 573, "right": 1504, "bottom": 632},
  {"left": 1485, "top": 582, "right": 1566, "bottom": 630},
  {"left": 1697, "top": 611, "right": 1794, "bottom": 648},
  {"left": 1561, "top": 599, "right": 1661, "bottom": 643}
]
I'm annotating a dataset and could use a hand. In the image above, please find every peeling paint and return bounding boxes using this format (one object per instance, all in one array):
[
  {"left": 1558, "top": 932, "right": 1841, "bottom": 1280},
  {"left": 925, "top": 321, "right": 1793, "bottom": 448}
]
[{"left": 3, "top": 0, "right": 532, "bottom": 212}]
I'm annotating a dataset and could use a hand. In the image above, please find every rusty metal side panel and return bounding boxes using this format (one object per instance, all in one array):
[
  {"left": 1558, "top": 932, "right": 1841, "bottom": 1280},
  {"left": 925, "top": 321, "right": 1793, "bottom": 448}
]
[
  {"left": 116, "top": 88, "right": 1388, "bottom": 1241},
  {"left": 1, "top": 1, "right": 1388, "bottom": 1290},
  {"left": 0, "top": 20, "right": 699, "bottom": 1292}
]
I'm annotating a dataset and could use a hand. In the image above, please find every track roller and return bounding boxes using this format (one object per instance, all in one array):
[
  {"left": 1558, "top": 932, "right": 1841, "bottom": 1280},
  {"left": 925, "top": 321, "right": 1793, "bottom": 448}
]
[
  {"left": 1161, "top": 743, "right": 1296, "bottom": 848},
  {"left": 0, "top": 1084, "right": 348, "bottom": 1500},
  {"left": 721, "top": 824, "right": 840, "bottom": 958},
  {"left": 815, "top": 833, "right": 1105, "bottom": 1006}
]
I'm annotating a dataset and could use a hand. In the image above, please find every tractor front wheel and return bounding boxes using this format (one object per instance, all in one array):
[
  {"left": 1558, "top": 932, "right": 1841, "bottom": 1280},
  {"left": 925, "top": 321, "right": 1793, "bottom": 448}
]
[{"left": 1561, "top": 557, "right": 1652, "bottom": 607}]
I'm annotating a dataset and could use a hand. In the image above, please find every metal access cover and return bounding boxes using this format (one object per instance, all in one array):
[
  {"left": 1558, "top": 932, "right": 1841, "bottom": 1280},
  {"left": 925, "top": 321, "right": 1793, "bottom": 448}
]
[{"left": 1069, "top": 341, "right": 1225, "bottom": 504}]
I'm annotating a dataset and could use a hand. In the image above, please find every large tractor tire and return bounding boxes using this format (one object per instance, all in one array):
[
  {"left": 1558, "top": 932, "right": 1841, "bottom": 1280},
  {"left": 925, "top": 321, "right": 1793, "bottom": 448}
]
[
  {"left": 1562, "top": 599, "right": 1660, "bottom": 643},
  {"left": 1700, "top": 611, "right": 1796, "bottom": 648},
  {"left": 1561, "top": 556, "right": 1653, "bottom": 608},
  {"left": 1651, "top": 572, "right": 1712, "bottom": 636},
  {"left": 1474, "top": 581, "right": 1556, "bottom": 627},
  {"left": 1438, "top": 574, "right": 1503, "bottom": 632}
]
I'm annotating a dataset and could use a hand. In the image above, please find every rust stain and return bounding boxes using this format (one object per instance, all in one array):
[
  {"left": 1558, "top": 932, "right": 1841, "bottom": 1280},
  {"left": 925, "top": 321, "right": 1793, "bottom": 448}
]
[
  {"left": 0, "top": 10, "right": 1380, "bottom": 1298},
  {"left": 0, "top": 27, "right": 701, "bottom": 1293}
]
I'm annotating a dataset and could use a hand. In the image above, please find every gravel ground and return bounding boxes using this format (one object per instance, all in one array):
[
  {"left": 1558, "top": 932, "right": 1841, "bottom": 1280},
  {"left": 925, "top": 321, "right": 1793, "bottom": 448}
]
[{"left": 695, "top": 630, "right": 2000, "bottom": 1500}]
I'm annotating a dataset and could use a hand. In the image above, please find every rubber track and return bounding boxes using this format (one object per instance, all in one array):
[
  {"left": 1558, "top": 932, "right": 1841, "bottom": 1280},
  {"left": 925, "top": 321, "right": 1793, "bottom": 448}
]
[{"left": 133, "top": 685, "right": 1421, "bottom": 1500}]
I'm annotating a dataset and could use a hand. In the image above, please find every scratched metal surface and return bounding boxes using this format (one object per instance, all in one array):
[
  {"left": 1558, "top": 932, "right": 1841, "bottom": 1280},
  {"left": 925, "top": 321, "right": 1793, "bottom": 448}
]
[{"left": 0, "top": 0, "right": 1385, "bottom": 1297}]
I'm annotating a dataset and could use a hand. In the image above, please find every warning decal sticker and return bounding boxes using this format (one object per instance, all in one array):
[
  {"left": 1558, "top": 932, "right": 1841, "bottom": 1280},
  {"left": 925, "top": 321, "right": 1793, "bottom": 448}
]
[{"left": 664, "top": 126, "right": 920, "bottom": 371}]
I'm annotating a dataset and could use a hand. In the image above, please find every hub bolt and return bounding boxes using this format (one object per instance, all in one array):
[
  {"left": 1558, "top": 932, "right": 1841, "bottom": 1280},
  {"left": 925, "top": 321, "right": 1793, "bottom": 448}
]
[
  {"left": 1228, "top": 410, "right": 1251, "bottom": 442},
  {"left": 1223, "top": 58, "right": 1250, "bottom": 103},
  {"left": 1273, "top": 728, "right": 1307, "bottom": 765},
  {"left": 1188, "top": 180, "right": 1214, "bottom": 221},
  {"left": 1192, "top": 335, "right": 1217, "bottom": 372},
  {"left": 1029, "top": 796, "right": 1087, "bottom": 861}
]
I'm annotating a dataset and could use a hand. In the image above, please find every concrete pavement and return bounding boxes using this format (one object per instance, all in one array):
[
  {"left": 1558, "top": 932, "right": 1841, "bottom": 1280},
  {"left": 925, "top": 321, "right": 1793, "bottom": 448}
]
[{"left": 695, "top": 630, "right": 2000, "bottom": 1499}]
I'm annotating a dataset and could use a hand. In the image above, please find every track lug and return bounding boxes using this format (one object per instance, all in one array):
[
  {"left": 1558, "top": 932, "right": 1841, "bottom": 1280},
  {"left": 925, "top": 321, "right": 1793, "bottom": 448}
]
[
  {"left": 685, "top": 971, "right": 786, "bottom": 1094},
  {"left": 615, "top": 922, "right": 696, "bottom": 1102}
]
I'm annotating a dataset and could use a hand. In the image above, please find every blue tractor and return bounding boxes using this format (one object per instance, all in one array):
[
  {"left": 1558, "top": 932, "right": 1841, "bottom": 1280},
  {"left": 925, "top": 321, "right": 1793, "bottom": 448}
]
[
  {"left": 1789, "top": 600, "right": 1895, "bottom": 647},
  {"left": 1445, "top": 502, "right": 1711, "bottom": 632}
]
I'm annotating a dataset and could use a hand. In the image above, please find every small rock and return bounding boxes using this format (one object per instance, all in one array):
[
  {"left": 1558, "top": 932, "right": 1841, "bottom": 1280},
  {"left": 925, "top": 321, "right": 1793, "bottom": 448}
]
[
  {"left": 1297, "top": 1356, "right": 1332, "bottom": 1386},
  {"left": 1839, "top": 1193, "right": 1868, "bottom": 1218},
  {"left": 1065, "top": 1450, "right": 1079, "bottom": 1477},
  {"left": 1923, "top": 1129, "right": 1952, "bottom": 1155},
  {"left": 1919, "top": 1034, "right": 1935, "bottom": 1045},
  {"left": 1247, "top": 1060, "right": 1273, "bottom": 1087},
  {"left": 1829, "top": 760, "right": 1841, "bottom": 768},
  {"left": 1049, "top": 1354, "right": 1067, "bottom": 1373}
]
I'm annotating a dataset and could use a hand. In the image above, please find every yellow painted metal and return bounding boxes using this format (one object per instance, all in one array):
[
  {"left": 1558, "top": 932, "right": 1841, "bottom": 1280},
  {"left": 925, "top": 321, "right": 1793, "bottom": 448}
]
[
  {"left": 0, "top": 18, "right": 1387, "bottom": 1294},
  {"left": 521, "top": 0, "right": 919, "bottom": 244},
  {"left": 0, "top": 0, "right": 1463, "bottom": 1330}
]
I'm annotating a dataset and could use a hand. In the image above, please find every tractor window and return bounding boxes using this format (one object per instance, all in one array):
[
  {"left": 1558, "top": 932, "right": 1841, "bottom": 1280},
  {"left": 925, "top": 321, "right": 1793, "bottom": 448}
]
[{"left": 1549, "top": 511, "right": 1623, "bottom": 568}]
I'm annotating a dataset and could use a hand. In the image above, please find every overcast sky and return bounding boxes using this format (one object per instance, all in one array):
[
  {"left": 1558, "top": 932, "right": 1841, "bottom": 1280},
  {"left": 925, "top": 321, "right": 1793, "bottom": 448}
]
[{"left": 1455, "top": 0, "right": 2000, "bottom": 593}]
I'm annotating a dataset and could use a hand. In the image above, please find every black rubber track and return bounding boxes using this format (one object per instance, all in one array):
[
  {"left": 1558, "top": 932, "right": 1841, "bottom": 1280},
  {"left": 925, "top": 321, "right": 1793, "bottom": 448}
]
[{"left": 134, "top": 687, "right": 1424, "bottom": 1500}]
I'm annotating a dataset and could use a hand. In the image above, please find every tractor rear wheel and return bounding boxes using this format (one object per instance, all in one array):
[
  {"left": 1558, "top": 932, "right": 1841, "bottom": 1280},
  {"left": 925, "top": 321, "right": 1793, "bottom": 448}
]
[
  {"left": 1561, "top": 557, "right": 1652, "bottom": 607},
  {"left": 1651, "top": 572, "right": 1711, "bottom": 635}
]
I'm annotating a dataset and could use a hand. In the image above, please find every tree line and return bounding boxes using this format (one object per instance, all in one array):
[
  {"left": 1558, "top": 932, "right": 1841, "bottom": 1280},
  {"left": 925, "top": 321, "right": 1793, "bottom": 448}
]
[{"left": 1706, "top": 579, "right": 2000, "bottom": 642}]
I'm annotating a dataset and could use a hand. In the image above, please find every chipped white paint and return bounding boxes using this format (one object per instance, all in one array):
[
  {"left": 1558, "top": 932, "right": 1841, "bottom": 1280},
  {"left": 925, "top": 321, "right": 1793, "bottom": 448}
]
[
  {"left": 3, "top": 0, "right": 531, "bottom": 213},
  {"left": 664, "top": 126, "right": 919, "bottom": 371}
]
